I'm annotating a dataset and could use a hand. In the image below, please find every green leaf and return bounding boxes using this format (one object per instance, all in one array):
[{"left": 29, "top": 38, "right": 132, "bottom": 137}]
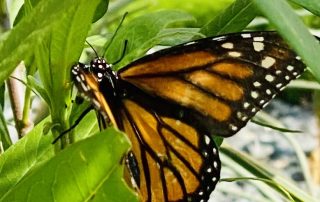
[
  {"left": 253, "top": 0, "right": 320, "bottom": 82},
  {"left": 221, "top": 177, "right": 295, "bottom": 201},
  {"left": 0, "top": 0, "right": 100, "bottom": 86},
  {"left": 0, "top": 117, "right": 54, "bottom": 199},
  {"left": 200, "top": 0, "right": 258, "bottom": 36},
  {"left": 254, "top": 110, "right": 315, "bottom": 193},
  {"left": 220, "top": 145, "right": 317, "bottom": 202},
  {"left": 27, "top": 75, "right": 51, "bottom": 106},
  {"left": 73, "top": 111, "right": 99, "bottom": 142},
  {"left": 34, "top": 0, "right": 100, "bottom": 140},
  {"left": 251, "top": 119, "right": 302, "bottom": 133},
  {"left": 0, "top": 105, "right": 12, "bottom": 151},
  {"left": 13, "top": 0, "right": 42, "bottom": 26},
  {"left": 0, "top": 83, "right": 4, "bottom": 108},
  {"left": 289, "top": 0, "right": 320, "bottom": 16},
  {"left": 92, "top": 164, "right": 138, "bottom": 202},
  {"left": 157, "top": 28, "right": 204, "bottom": 46},
  {"left": 92, "top": 0, "right": 109, "bottom": 23},
  {"left": 1, "top": 128, "right": 138, "bottom": 202},
  {"left": 105, "top": 10, "right": 195, "bottom": 70}
]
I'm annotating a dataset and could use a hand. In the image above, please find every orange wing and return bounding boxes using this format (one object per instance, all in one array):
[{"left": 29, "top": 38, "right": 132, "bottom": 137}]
[
  {"left": 118, "top": 31, "right": 305, "bottom": 137},
  {"left": 120, "top": 99, "right": 220, "bottom": 202},
  {"left": 72, "top": 64, "right": 221, "bottom": 201},
  {"left": 71, "top": 31, "right": 307, "bottom": 202}
]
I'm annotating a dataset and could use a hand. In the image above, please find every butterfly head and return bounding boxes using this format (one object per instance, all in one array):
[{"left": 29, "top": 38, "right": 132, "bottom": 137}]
[{"left": 88, "top": 57, "right": 114, "bottom": 81}]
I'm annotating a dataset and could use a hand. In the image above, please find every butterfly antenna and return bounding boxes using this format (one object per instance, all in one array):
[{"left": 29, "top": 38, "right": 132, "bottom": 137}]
[
  {"left": 52, "top": 106, "right": 93, "bottom": 144},
  {"left": 86, "top": 40, "right": 99, "bottom": 58},
  {"left": 103, "top": 12, "right": 128, "bottom": 56},
  {"left": 111, "top": 39, "right": 128, "bottom": 65}
]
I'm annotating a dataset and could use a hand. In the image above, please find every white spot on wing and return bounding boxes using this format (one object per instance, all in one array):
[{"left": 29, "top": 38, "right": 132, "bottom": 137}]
[
  {"left": 92, "top": 99, "right": 101, "bottom": 108},
  {"left": 97, "top": 72, "right": 103, "bottom": 78},
  {"left": 253, "top": 81, "right": 261, "bottom": 87},
  {"left": 205, "top": 135, "right": 210, "bottom": 145},
  {"left": 251, "top": 91, "right": 259, "bottom": 99},
  {"left": 241, "top": 116, "right": 248, "bottom": 121},
  {"left": 253, "top": 42, "right": 264, "bottom": 52},
  {"left": 261, "top": 56, "right": 276, "bottom": 68},
  {"left": 228, "top": 51, "right": 242, "bottom": 57},
  {"left": 276, "top": 83, "right": 283, "bottom": 88},
  {"left": 212, "top": 148, "right": 217, "bottom": 154},
  {"left": 213, "top": 161, "right": 218, "bottom": 168},
  {"left": 241, "top": 33, "right": 251, "bottom": 38},
  {"left": 243, "top": 102, "right": 250, "bottom": 109},
  {"left": 266, "top": 89, "right": 272, "bottom": 95},
  {"left": 80, "top": 74, "right": 85, "bottom": 81},
  {"left": 254, "top": 37, "right": 264, "bottom": 41},
  {"left": 287, "top": 65, "right": 294, "bottom": 71},
  {"left": 265, "top": 74, "right": 275, "bottom": 82},
  {"left": 214, "top": 36, "right": 226, "bottom": 41},
  {"left": 221, "top": 42, "right": 234, "bottom": 49},
  {"left": 72, "top": 69, "right": 78, "bottom": 75},
  {"left": 185, "top": 41, "right": 196, "bottom": 46},
  {"left": 80, "top": 82, "right": 89, "bottom": 92},
  {"left": 237, "top": 112, "right": 243, "bottom": 119},
  {"left": 259, "top": 100, "right": 266, "bottom": 105},
  {"left": 229, "top": 124, "right": 238, "bottom": 131}
]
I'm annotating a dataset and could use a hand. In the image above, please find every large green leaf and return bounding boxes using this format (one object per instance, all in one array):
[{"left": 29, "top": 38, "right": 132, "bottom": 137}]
[
  {"left": 34, "top": 0, "right": 100, "bottom": 145},
  {"left": 0, "top": 0, "right": 99, "bottom": 85},
  {"left": 0, "top": 117, "right": 54, "bottom": 199},
  {"left": 289, "top": 0, "right": 320, "bottom": 16},
  {"left": 200, "top": 0, "right": 258, "bottom": 36},
  {"left": 1, "top": 128, "right": 138, "bottom": 202}
]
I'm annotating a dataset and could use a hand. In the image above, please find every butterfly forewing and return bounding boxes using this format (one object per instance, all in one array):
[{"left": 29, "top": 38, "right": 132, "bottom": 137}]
[
  {"left": 70, "top": 31, "right": 307, "bottom": 202},
  {"left": 118, "top": 31, "right": 305, "bottom": 137}
]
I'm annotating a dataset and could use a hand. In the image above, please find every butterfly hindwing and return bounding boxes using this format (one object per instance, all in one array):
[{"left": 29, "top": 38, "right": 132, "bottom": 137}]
[{"left": 120, "top": 99, "right": 220, "bottom": 201}]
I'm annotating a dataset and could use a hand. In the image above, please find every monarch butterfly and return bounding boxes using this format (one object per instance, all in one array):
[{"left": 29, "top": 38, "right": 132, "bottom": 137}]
[{"left": 70, "top": 31, "right": 305, "bottom": 202}]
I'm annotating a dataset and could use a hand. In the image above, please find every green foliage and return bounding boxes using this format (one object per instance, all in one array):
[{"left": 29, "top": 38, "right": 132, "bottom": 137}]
[
  {"left": 0, "top": 105, "right": 11, "bottom": 151},
  {"left": 0, "top": 117, "right": 54, "bottom": 199},
  {"left": 105, "top": 10, "right": 196, "bottom": 70},
  {"left": 1, "top": 127, "right": 137, "bottom": 202},
  {"left": 0, "top": 0, "right": 319, "bottom": 201},
  {"left": 220, "top": 146, "right": 317, "bottom": 202},
  {"left": 290, "top": 0, "right": 320, "bottom": 16},
  {"left": 201, "top": 0, "right": 258, "bottom": 36}
]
